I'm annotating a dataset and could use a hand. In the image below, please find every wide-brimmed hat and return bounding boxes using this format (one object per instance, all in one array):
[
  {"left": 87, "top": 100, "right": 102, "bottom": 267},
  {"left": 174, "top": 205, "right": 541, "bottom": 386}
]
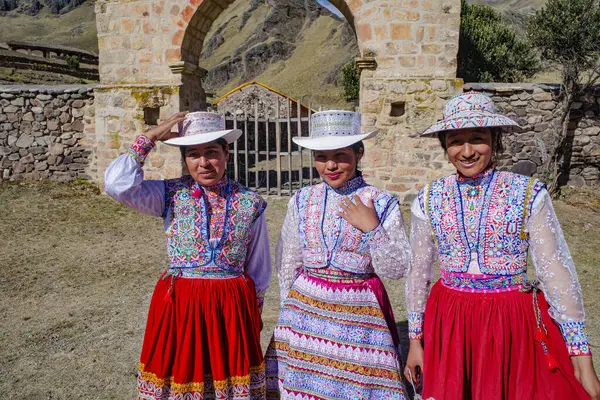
[
  {"left": 164, "top": 111, "right": 242, "bottom": 146},
  {"left": 292, "top": 110, "right": 377, "bottom": 151},
  {"left": 422, "top": 92, "right": 521, "bottom": 136}
]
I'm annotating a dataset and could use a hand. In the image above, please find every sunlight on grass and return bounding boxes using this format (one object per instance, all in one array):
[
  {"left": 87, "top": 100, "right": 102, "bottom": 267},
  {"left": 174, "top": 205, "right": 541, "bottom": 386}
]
[{"left": 1, "top": 181, "right": 599, "bottom": 397}]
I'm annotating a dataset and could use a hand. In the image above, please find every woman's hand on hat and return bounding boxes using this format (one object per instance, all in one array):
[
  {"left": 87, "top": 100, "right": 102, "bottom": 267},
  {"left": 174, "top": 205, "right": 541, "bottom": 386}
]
[
  {"left": 145, "top": 111, "right": 188, "bottom": 142},
  {"left": 338, "top": 194, "right": 379, "bottom": 233}
]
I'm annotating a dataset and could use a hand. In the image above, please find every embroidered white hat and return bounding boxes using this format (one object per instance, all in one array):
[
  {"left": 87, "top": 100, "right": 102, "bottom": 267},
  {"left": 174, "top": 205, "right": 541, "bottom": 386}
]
[
  {"left": 292, "top": 110, "right": 377, "bottom": 151},
  {"left": 164, "top": 111, "right": 242, "bottom": 146},
  {"left": 422, "top": 91, "right": 521, "bottom": 136}
]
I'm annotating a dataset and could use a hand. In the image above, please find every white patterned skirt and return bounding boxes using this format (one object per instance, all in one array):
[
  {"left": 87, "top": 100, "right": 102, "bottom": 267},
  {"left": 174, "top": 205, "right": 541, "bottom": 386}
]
[{"left": 264, "top": 269, "right": 407, "bottom": 399}]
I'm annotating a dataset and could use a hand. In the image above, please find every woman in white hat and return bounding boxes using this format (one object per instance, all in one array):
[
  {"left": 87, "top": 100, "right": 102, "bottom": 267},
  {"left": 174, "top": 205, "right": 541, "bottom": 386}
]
[
  {"left": 405, "top": 92, "right": 600, "bottom": 399},
  {"left": 105, "top": 112, "right": 271, "bottom": 399},
  {"left": 264, "top": 110, "right": 411, "bottom": 399}
]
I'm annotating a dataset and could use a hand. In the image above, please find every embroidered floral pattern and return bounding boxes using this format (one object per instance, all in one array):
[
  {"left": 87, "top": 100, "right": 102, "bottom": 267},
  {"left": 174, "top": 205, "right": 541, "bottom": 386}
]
[
  {"left": 127, "top": 134, "right": 155, "bottom": 164},
  {"left": 164, "top": 176, "right": 266, "bottom": 278},
  {"left": 410, "top": 170, "right": 591, "bottom": 357},
  {"left": 265, "top": 273, "right": 407, "bottom": 399},
  {"left": 559, "top": 322, "right": 592, "bottom": 356},
  {"left": 422, "top": 92, "right": 520, "bottom": 136},
  {"left": 296, "top": 174, "right": 397, "bottom": 274},
  {"left": 427, "top": 169, "right": 545, "bottom": 277},
  {"left": 364, "top": 223, "right": 390, "bottom": 249},
  {"left": 138, "top": 362, "right": 266, "bottom": 399},
  {"left": 408, "top": 313, "right": 424, "bottom": 340},
  {"left": 440, "top": 271, "right": 528, "bottom": 292}
]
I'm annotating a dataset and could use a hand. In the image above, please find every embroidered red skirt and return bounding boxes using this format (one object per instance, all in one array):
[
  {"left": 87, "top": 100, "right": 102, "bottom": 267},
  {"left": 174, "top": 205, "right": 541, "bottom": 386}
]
[
  {"left": 137, "top": 273, "right": 265, "bottom": 399},
  {"left": 422, "top": 281, "right": 589, "bottom": 400}
]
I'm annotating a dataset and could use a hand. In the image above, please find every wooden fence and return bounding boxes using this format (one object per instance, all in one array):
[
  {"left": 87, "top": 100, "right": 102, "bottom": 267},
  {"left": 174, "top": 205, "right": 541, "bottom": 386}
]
[{"left": 221, "top": 98, "right": 321, "bottom": 196}]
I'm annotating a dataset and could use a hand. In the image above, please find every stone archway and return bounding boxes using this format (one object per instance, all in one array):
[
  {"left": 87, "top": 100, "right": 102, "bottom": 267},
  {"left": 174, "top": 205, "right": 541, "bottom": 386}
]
[{"left": 94, "top": 0, "right": 462, "bottom": 201}]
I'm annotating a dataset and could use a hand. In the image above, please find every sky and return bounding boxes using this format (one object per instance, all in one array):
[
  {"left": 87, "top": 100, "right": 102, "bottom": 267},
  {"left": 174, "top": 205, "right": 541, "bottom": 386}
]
[{"left": 316, "top": 0, "right": 344, "bottom": 18}]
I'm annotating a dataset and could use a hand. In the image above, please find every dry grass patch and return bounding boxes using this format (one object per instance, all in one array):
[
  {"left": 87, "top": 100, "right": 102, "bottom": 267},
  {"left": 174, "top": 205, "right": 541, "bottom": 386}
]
[{"left": 0, "top": 181, "right": 598, "bottom": 398}]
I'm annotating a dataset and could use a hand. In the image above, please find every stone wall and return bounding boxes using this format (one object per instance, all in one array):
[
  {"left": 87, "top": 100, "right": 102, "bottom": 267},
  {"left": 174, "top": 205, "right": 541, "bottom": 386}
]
[
  {"left": 361, "top": 77, "right": 462, "bottom": 203},
  {"left": 0, "top": 50, "right": 99, "bottom": 81},
  {"left": 0, "top": 85, "right": 97, "bottom": 182},
  {"left": 465, "top": 83, "right": 600, "bottom": 187},
  {"left": 3, "top": 82, "right": 599, "bottom": 193}
]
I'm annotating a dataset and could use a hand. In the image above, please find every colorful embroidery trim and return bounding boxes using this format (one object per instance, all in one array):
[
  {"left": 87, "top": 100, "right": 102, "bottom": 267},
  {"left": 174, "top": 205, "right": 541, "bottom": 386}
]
[
  {"left": 127, "top": 134, "right": 155, "bottom": 164},
  {"left": 164, "top": 176, "right": 266, "bottom": 278},
  {"left": 408, "top": 313, "right": 424, "bottom": 340},
  {"left": 426, "top": 169, "right": 545, "bottom": 276},
  {"left": 296, "top": 175, "right": 396, "bottom": 274},
  {"left": 440, "top": 271, "right": 528, "bottom": 293},
  {"left": 559, "top": 321, "right": 592, "bottom": 356},
  {"left": 138, "top": 362, "right": 266, "bottom": 398}
]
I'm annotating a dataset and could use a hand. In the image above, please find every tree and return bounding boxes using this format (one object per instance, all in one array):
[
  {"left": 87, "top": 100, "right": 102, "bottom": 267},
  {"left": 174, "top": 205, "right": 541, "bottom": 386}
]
[
  {"left": 66, "top": 55, "right": 80, "bottom": 70},
  {"left": 527, "top": 0, "right": 600, "bottom": 195},
  {"left": 341, "top": 61, "right": 360, "bottom": 104},
  {"left": 458, "top": 0, "right": 539, "bottom": 82}
]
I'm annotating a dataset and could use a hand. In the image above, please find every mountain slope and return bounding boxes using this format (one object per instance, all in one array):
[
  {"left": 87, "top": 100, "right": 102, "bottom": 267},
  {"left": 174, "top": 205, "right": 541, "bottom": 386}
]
[
  {"left": 468, "top": 0, "right": 546, "bottom": 31},
  {"left": 199, "top": 0, "right": 358, "bottom": 108},
  {"left": 0, "top": 0, "right": 97, "bottom": 52}
]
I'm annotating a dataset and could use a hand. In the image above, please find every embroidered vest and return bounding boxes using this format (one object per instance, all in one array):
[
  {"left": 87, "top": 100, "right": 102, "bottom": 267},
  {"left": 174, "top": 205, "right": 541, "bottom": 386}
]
[
  {"left": 164, "top": 176, "right": 266, "bottom": 277},
  {"left": 420, "top": 170, "right": 545, "bottom": 276},
  {"left": 297, "top": 179, "right": 398, "bottom": 274}
]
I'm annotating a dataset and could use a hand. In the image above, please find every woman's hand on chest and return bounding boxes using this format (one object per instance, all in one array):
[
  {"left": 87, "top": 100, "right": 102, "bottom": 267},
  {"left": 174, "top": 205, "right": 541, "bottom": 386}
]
[{"left": 337, "top": 194, "right": 379, "bottom": 233}]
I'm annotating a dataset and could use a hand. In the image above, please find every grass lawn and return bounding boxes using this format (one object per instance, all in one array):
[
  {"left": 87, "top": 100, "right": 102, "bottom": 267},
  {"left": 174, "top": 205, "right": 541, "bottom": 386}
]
[{"left": 0, "top": 181, "right": 598, "bottom": 398}]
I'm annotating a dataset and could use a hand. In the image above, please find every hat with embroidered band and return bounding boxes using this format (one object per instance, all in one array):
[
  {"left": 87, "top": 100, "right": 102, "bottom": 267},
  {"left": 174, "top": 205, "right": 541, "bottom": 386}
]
[
  {"left": 292, "top": 110, "right": 377, "bottom": 151},
  {"left": 164, "top": 111, "right": 242, "bottom": 147},
  {"left": 421, "top": 91, "right": 521, "bottom": 136}
]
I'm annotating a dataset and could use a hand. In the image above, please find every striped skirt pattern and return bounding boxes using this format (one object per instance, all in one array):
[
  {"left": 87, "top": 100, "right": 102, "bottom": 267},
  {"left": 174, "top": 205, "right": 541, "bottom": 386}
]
[{"left": 264, "top": 271, "right": 407, "bottom": 399}]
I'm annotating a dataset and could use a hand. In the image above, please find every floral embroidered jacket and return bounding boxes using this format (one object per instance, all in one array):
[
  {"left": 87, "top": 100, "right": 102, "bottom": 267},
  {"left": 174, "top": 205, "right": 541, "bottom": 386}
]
[
  {"left": 406, "top": 168, "right": 590, "bottom": 356},
  {"left": 276, "top": 174, "right": 412, "bottom": 302},
  {"left": 104, "top": 135, "right": 272, "bottom": 310}
]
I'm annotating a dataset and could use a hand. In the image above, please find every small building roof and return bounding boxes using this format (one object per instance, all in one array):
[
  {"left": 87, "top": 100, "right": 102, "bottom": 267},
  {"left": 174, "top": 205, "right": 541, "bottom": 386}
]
[{"left": 212, "top": 81, "right": 315, "bottom": 111}]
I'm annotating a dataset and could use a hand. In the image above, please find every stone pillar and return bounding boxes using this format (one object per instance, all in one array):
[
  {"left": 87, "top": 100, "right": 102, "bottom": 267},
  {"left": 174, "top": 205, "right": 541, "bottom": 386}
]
[
  {"left": 349, "top": 0, "right": 463, "bottom": 202},
  {"left": 94, "top": 0, "right": 190, "bottom": 187},
  {"left": 94, "top": 85, "right": 183, "bottom": 188}
]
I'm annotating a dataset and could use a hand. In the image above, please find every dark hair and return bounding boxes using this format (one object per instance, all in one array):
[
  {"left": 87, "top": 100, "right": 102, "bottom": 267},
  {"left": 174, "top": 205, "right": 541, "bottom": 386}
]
[
  {"left": 351, "top": 140, "right": 364, "bottom": 173},
  {"left": 180, "top": 138, "right": 228, "bottom": 159},
  {"left": 438, "top": 128, "right": 505, "bottom": 156},
  {"left": 351, "top": 140, "right": 364, "bottom": 155}
]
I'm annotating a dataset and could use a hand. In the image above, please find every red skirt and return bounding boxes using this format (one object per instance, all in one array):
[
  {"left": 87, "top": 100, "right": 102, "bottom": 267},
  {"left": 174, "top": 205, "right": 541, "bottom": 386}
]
[
  {"left": 422, "top": 281, "right": 590, "bottom": 400},
  {"left": 137, "top": 273, "right": 265, "bottom": 399}
]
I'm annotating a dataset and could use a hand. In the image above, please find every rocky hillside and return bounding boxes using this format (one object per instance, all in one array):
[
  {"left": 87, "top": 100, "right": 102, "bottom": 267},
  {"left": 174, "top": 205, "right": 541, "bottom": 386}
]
[
  {"left": 199, "top": 0, "right": 358, "bottom": 108},
  {"left": 0, "top": 0, "right": 86, "bottom": 15},
  {"left": 467, "top": 0, "right": 546, "bottom": 31}
]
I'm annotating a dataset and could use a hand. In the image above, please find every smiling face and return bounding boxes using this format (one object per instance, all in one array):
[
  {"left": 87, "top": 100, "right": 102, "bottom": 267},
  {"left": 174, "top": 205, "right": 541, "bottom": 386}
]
[
  {"left": 444, "top": 128, "right": 494, "bottom": 178},
  {"left": 313, "top": 145, "right": 363, "bottom": 188},
  {"left": 184, "top": 141, "right": 229, "bottom": 186}
]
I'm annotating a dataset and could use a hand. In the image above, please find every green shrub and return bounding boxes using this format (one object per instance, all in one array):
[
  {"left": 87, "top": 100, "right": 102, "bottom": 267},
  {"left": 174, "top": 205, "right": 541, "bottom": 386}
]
[
  {"left": 66, "top": 55, "right": 80, "bottom": 70},
  {"left": 527, "top": 0, "right": 600, "bottom": 195},
  {"left": 458, "top": 0, "right": 539, "bottom": 82},
  {"left": 341, "top": 61, "right": 360, "bottom": 103},
  {"left": 527, "top": 0, "right": 600, "bottom": 83}
]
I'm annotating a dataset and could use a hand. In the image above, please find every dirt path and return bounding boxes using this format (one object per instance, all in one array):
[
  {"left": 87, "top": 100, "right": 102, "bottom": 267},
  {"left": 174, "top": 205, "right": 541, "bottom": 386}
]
[{"left": 1, "top": 182, "right": 598, "bottom": 398}]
